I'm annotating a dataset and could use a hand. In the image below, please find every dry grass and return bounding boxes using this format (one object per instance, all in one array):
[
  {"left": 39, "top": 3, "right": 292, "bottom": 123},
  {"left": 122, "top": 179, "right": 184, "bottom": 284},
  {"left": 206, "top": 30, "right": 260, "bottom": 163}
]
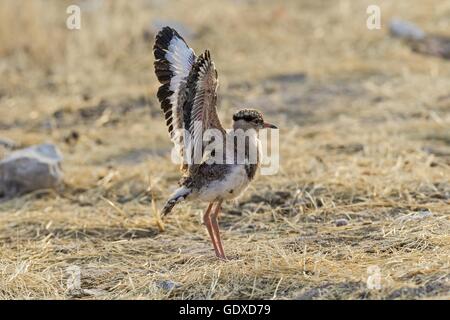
[{"left": 0, "top": 0, "right": 449, "bottom": 299}]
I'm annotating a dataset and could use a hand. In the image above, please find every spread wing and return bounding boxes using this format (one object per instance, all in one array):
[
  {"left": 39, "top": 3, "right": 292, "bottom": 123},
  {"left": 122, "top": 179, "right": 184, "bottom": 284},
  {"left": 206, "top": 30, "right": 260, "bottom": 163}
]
[
  {"left": 185, "top": 50, "right": 225, "bottom": 171},
  {"left": 154, "top": 28, "right": 224, "bottom": 173},
  {"left": 153, "top": 26, "right": 196, "bottom": 161}
]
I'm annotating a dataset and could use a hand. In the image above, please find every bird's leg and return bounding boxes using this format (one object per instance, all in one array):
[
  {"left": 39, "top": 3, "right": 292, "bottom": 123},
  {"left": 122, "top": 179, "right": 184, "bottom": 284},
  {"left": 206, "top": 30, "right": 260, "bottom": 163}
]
[
  {"left": 203, "top": 202, "right": 221, "bottom": 257},
  {"left": 211, "top": 201, "right": 227, "bottom": 260}
]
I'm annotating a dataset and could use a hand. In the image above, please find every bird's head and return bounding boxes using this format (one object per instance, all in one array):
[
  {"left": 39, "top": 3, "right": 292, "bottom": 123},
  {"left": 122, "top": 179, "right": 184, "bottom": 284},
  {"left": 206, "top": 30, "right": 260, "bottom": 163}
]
[{"left": 232, "top": 109, "right": 277, "bottom": 131}]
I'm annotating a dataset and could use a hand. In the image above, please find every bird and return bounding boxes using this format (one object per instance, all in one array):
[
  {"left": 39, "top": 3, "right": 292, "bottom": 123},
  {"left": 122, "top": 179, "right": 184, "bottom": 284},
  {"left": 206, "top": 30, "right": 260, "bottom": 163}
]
[{"left": 153, "top": 26, "right": 277, "bottom": 260}]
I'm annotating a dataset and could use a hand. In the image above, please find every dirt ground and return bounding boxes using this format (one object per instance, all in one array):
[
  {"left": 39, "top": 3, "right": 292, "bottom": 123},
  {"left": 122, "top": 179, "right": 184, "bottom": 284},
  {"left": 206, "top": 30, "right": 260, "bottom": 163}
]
[{"left": 0, "top": 0, "right": 449, "bottom": 299}]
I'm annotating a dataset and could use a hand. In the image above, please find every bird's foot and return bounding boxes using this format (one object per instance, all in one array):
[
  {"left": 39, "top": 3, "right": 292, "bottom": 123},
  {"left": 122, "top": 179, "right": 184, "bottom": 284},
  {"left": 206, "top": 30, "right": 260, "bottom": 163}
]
[
  {"left": 215, "top": 253, "right": 229, "bottom": 261},
  {"left": 216, "top": 253, "right": 244, "bottom": 261}
]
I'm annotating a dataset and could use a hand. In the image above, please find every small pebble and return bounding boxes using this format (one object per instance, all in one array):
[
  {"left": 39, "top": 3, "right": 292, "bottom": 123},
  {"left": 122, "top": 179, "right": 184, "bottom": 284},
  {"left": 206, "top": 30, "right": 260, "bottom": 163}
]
[
  {"left": 335, "top": 218, "right": 349, "bottom": 227},
  {"left": 155, "top": 280, "right": 181, "bottom": 291}
]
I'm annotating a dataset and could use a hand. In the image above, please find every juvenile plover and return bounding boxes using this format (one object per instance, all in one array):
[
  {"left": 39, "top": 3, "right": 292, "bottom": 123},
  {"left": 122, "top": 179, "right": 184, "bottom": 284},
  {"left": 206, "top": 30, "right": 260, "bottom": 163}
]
[{"left": 153, "top": 27, "right": 277, "bottom": 260}]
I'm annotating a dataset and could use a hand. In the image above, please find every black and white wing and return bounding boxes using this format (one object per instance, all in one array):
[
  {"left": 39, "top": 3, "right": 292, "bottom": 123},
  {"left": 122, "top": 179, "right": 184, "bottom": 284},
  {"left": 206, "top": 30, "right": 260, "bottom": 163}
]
[
  {"left": 154, "top": 27, "right": 225, "bottom": 173},
  {"left": 153, "top": 26, "right": 196, "bottom": 161}
]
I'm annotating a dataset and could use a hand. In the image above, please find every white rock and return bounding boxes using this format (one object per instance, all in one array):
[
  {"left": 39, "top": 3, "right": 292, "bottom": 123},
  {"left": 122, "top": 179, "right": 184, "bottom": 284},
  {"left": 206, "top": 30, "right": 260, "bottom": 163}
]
[{"left": 0, "top": 144, "right": 63, "bottom": 198}]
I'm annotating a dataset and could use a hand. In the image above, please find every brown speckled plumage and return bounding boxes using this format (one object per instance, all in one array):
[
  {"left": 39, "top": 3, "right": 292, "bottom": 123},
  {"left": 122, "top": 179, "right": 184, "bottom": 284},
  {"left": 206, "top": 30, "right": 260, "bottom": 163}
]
[{"left": 153, "top": 26, "right": 276, "bottom": 260}]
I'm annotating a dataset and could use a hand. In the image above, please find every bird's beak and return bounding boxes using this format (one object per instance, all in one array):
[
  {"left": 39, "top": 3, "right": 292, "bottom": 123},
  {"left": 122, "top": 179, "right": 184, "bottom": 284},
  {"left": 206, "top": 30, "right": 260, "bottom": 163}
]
[{"left": 263, "top": 122, "right": 278, "bottom": 129}]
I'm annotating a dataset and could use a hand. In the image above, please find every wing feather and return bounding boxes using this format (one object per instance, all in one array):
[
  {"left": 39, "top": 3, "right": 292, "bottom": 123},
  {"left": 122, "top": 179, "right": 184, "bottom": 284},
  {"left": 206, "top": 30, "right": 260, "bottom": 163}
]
[
  {"left": 153, "top": 28, "right": 224, "bottom": 173},
  {"left": 185, "top": 50, "right": 225, "bottom": 171},
  {"left": 153, "top": 27, "right": 196, "bottom": 156}
]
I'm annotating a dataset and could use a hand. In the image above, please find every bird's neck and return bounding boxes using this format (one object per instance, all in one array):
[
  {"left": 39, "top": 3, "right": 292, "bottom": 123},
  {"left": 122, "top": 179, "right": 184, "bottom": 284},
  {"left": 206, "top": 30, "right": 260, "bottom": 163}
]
[{"left": 225, "top": 129, "right": 260, "bottom": 167}]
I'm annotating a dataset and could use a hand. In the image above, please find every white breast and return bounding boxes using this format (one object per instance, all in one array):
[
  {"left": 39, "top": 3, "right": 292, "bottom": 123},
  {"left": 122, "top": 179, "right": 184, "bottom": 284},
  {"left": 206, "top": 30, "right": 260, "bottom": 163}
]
[{"left": 198, "top": 165, "right": 250, "bottom": 202}]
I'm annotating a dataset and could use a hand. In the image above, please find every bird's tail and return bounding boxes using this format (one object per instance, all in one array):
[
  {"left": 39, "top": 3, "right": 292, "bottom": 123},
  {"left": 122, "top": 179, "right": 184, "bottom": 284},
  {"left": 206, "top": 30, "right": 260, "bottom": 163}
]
[{"left": 161, "top": 186, "right": 191, "bottom": 217}]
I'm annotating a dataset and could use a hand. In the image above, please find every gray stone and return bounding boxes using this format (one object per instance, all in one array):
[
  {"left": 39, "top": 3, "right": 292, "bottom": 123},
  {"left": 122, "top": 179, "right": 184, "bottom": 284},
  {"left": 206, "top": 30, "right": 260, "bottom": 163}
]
[
  {"left": 0, "top": 144, "right": 63, "bottom": 198},
  {"left": 389, "top": 19, "right": 426, "bottom": 41},
  {"left": 155, "top": 279, "right": 181, "bottom": 291},
  {"left": 335, "top": 218, "right": 349, "bottom": 227}
]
